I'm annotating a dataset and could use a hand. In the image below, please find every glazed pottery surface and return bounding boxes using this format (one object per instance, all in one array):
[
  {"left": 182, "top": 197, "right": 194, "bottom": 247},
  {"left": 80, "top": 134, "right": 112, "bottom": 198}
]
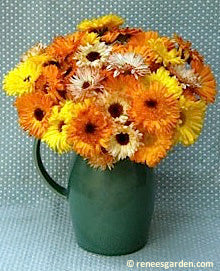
[{"left": 34, "top": 139, "right": 154, "bottom": 256}]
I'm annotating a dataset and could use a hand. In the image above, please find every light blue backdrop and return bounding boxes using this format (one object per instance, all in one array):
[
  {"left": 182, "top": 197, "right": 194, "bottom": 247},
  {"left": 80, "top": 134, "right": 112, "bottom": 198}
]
[{"left": 0, "top": 0, "right": 219, "bottom": 270}]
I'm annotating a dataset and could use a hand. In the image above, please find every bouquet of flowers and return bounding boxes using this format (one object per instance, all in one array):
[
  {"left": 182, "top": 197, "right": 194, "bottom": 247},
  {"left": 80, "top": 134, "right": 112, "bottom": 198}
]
[{"left": 3, "top": 14, "right": 217, "bottom": 170}]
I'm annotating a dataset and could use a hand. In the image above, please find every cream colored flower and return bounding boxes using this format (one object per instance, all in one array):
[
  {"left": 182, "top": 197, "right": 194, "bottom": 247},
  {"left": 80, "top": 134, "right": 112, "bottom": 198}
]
[
  {"left": 74, "top": 42, "right": 111, "bottom": 68},
  {"left": 68, "top": 67, "right": 104, "bottom": 101},
  {"left": 98, "top": 91, "right": 130, "bottom": 123},
  {"left": 169, "top": 64, "right": 201, "bottom": 89},
  {"left": 107, "top": 52, "right": 150, "bottom": 79},
  {"left": 107, "top": 124, "right": 143, "bottom": 160},
  {"left": 21, "top": 43, "right": 46, "bottom": 62}
]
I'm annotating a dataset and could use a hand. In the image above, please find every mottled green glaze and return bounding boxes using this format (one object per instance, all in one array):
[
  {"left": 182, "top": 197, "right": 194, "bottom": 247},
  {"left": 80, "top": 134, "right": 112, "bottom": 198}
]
[{"left": 34, "top": 139, "right": 154, "bottom": 256}]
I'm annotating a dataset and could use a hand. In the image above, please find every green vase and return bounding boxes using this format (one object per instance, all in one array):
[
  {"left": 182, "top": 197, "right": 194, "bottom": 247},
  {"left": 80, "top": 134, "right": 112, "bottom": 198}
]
[{"left": 33, "top": 139, "right": 155, "bottom": 256}]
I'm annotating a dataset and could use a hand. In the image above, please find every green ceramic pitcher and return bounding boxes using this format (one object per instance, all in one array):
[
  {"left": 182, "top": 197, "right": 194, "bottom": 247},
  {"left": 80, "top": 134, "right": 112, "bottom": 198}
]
[{"left": 33, "top": 139, "right": 154, "bottom": 256}]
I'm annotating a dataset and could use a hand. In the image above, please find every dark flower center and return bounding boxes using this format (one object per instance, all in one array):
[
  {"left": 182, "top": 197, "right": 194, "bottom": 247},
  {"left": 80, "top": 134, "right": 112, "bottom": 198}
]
[
  {"left": 86, "top": 51, "right": 101, "bottom": 62},
  {"left": 63, "top": 67, "right": 72, "bottom": 77},
  {"left": 94, "top": 88, "right": 103, "bottom": 94},
  {"left": 34, "top": 108, "right": 45, "bottom": 121},
  {"left": 116, "top": 133, "right": 130, "bottom": 145},
  {"left": 115, "top": 33, "right": 131, "bottom": 44},
  {"left": 82, "top": 81, "right": 90, "bottom": 89},
  {"left": 101, "top": 146, "right": 108, "bottom": 154},
  {"left": 24, "top": 75, "right": 31, "bottom": 82},
  {"left": 43, "top": 61, "right": 60, "bottom": 68},
  {"left": 180, "top": 112, "right": 186, "bottom": 126},
  {"left": 124, "top": 70, "right": 132, "bottom": 75},
  {"left": 42, "top": 83, "right": 49, "bottom": 94},
  {"left": 108, "top": 103, "right": 123, "bottom": 118},
  {"left": 124, "top": 120, "right": 132, "bottom": 126},
  {"left": 145, "top": 99, "right": 157, "bottom": 108},
  {"left": 57, "top": 90, "right": 67, "bottom": 99},
  {"left": 92, "top": 27, "right": 108, "bottom": 37},
  {"left": 149, "top": 62, "right": 162, "bottom": 72},
  {"left": 85, "top": 122, "right": 96, "bottom": 134},
  {"left": 58, "top": 121, "right": 65, "bottom": 132}
]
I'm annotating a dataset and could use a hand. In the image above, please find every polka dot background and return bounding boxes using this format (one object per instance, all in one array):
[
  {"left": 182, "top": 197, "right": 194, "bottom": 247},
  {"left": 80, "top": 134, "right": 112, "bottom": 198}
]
[{"left": 0, "top": 0, "right": 219, "bottom": 270}]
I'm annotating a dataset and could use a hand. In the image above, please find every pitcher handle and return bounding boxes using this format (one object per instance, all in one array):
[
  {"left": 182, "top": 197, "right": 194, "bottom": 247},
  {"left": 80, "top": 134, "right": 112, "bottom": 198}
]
[{"left": 33, "top": 139, "right": 68, "bottom": 199}]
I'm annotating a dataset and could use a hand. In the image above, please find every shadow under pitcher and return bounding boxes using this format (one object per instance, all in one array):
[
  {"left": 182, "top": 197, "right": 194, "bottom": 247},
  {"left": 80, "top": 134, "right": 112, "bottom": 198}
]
[{"left": 33, "top": 139, "right": 155, "bottom": 256}]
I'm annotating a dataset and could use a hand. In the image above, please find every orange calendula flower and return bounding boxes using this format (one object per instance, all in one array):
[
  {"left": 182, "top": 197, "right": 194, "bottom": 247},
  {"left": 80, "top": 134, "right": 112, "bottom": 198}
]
[
  {"left": 14, "top": 92, "right": 53, "bottom": 138},
  {"left": 128, "top": 81, "right": 180, "bottom": 134},
  {"left": 35, "top": 65, "right": 71, "bottom": 103},
  {"left": 131, "top": 132, "right": 173, "bottom": 167},
  {"left": 101, "top": 27, "right": 142, "bottom": 44},
  {"left": 3, "top": 14, "right": 217, "bottom": 168},
  {"left": 127, "top": 33, "right": 175, "bottom": 65},
  {"left": 67, "top": 99, "right": 113, "bottom": 157},
  {"left": 173, "top": 34, "right": 192, "bottom": 61},
  {"left": 191, "top": 61, "right": 217, "bottom": 103},
  {"left": 59, "top": 58, "right": 77, "bottom": 84},
  {"left": 189, "top": 49, "right": 204, "bottom": 66},
  {"left": 182, "top": 87, "right": 198, "bottom": 102},
  {"left": 46, "top": 32, "right": 84, "bottom": 62},
  {"left": 102, "top": 74, "right": 137, "bottom": 96},
  {"left": 128, "top": 31, "right": 159, "bottom": 46},
  {"left": 174, "top": 34, "right": 192, "bottom": 51}
]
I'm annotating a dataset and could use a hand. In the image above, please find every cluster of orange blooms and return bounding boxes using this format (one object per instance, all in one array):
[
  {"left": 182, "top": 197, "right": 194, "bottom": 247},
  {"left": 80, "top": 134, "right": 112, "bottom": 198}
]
[{"left": 3, "top": 15, "right": 217, "bottom": 170}]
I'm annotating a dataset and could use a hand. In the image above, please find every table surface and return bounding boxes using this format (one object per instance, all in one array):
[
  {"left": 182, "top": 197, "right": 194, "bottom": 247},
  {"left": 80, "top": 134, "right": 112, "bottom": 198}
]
[{"left": 0, "top": 0, "right": 219, "bottom": 270}]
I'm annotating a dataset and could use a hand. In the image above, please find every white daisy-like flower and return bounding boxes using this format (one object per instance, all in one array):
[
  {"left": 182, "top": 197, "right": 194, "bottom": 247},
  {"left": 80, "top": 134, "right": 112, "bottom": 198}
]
[
  {"left": 107, "top": 124, "right": 143, "bottom": 160},
  {"left": 21, "top": 43, "right": 46, "bottom": 62},
  {"left": 67, "top": 67, "right": 104, "bottom": 101},
  {"left": 74, "top": 42, "right": 112, "bottom": 68},
  {"left": 169, "top": 64, "right": 201, "bottom": 88},
  {"left": 98, "top": 91, "right": 130, "bottom": 123},
  {"left": 106, "top": 52, "right": 150, "bottom": 79}
]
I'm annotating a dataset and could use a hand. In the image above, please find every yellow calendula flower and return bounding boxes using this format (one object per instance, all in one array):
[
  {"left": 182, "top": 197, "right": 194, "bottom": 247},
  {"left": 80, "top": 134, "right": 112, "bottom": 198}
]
[
  {"left": 26, "top": 54, "right": 52, "bottom": 66},
  {"left": 3, "top": 60, "right": 42, "bottom": 96},
  {"left": 142, "top": 67, "right": 183, "bottom": 98},
  {"left": 147, "top": 38, "right": 184, "bottom": 66},
  {"left": 81, "top": 32, "right": 100, "bottom": 45},
  {"left": 77, "top": 14, "right": 124, "bottom": 33},
  {"left": 175, "top": 96, "right": 206, "bottom": 146},
  {"left": 42, "top": 101, "right": 75, "bottom": 154}
]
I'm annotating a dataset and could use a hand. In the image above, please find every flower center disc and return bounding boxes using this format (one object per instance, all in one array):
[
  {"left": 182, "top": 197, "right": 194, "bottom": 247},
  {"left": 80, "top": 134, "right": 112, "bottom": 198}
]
[
  {"left": 85, "top": 122, "right": 96, "bottom": 134},
  {"left": 145, "top": 99, "right": 157, "bottom": 108},
  {"left": 116, "top": 133, "right": 130, "bottom": 145},
  {"left": 57, "top": 90, "right": 67, "bottom": 99},
  {"left": 116, "top": 34, "right": 131, "bottom": 44},
  {"left": 108, "top": 103, "right": 123, "bottom": 118},
  {"left": 180, "top": 112, "right": 186, "bottom": 126},
  {"left": 82, "top": 81, "right": 90, "bottom": 89},
  {"left": 86, "top": 51, "right": 101, "bottom": 62},
  {"left": 34, "top": 108, "right": 45, "bottom": 121},
  {"left": 58, "top": 121, "right": 65, "bottom": 132}
]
